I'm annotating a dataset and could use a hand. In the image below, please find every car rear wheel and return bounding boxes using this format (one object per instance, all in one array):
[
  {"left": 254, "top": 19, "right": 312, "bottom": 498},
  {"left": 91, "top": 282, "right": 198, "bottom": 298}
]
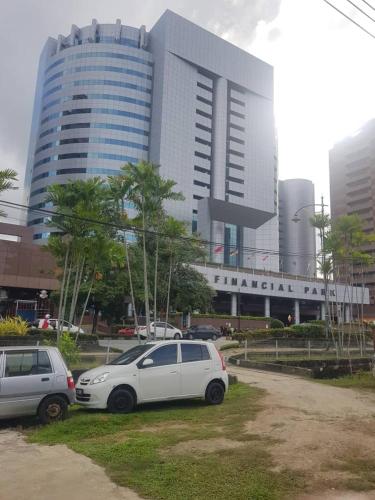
[
  {"left": 188, "top": 333, "right": 194, "bottom": 340},
  {"left": 173, "top": 333, "right": 181, "bottom": 340},
  {"left": 38, "top": 395, "right": 68, "bottom": 424},
  {"left": 205, "top": 382, "right": 225, "bottom": 405},
  {"left": 212, "top": 333, "right": 217, "bottom": 341},
  {"left": 108, "top": 388, "right": 135, "bottom": 413}
]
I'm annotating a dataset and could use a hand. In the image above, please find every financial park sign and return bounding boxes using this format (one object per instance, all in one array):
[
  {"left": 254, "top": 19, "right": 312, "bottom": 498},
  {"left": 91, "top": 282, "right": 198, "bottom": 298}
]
[{"left": 194, "top": 264, "right": 369, "bottom": 305}]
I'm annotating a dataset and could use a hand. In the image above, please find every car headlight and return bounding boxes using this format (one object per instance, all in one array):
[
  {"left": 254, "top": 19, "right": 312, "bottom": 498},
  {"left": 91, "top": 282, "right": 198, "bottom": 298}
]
[{"left": 91, "top": 372, "right": 110, "bottom": 385}]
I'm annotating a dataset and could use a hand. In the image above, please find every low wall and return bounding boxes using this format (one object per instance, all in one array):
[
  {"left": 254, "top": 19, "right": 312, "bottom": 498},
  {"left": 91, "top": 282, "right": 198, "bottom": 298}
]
[
  {"left": 228, "top": 354, "right": 374, "bottom": 378},
  {"left": 190, "top": 317, "right": 269, "bottom": 330}
]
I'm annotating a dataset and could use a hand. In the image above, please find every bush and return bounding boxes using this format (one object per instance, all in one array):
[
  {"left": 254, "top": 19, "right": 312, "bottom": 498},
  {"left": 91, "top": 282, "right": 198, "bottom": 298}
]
[
  {"left": 290, "top": 323, "right": 324, "bottom": 337},
  {"left": 27, "top": 329, "right": 98, "bottom": 343},
  {"left": 307, "top": 319, "right": 325, "bottom": 326},
  {"left": 0, "top": 316, "right": 28, "bottom": 336},
  {"left": 219, "top": 342, "right": 239, "bottom": 351},
  {"left": 270, "top": 318, "right": 285, "bottom": 329},
  {"left": 45, "top": 332, "right": 80, "bottom": 366}
]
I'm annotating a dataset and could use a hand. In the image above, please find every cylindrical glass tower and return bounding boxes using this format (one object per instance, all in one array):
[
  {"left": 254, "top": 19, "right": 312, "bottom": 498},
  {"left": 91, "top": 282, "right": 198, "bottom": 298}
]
[{"left": 25, "top": 19, "right": 153, "bottom": 240}]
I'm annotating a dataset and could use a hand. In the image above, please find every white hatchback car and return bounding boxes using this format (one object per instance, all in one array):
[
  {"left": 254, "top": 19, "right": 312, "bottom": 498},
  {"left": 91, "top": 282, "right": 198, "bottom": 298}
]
[
  {"left": 75, "top": 340, "right": 228, "bottom": 412},
  {"left": 137, "top": 322, "right": 182, "bottom": 340}
]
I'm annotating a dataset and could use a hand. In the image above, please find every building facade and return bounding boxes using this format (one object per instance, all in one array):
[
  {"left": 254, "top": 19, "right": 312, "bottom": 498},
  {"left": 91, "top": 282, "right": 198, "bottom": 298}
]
[
  {"left": 25, "top": 10, "right": 279, "bottom": 271},
  {"left": 279, "top": 179, "right": 316, "bottom": 277},
  {"left": 25, "top": 19, "right": 152, "bottom": 240},
  {"left": 330, "top": 119, "right": 375, "bottom": 317}
]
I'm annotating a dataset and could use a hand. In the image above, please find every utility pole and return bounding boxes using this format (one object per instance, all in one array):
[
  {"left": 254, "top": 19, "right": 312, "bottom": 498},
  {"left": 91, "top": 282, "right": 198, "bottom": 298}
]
[{"left": 319, "top": 196, "right": 330, "bottom": 340}]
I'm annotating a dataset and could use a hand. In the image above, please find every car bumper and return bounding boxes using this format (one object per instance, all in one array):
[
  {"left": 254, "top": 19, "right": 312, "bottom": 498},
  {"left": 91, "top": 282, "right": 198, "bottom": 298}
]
[{"left": 75, "top": 384, "right": 109, "bottom": 409}]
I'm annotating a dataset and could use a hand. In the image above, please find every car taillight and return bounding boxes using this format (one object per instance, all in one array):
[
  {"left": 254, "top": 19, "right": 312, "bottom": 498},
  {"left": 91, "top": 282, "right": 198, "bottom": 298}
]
[
  {"left": 218, "top": 351, "right": 226, "bottom": 371},
  {"left": 67, "top": 375, "right": 75, "bottom": 389}
]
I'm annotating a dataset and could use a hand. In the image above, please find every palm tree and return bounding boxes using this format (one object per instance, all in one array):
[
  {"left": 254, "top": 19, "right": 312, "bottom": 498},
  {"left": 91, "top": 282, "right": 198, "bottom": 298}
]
[
  {"left": 0, "top": 169, "right": 18, "bottom": 217},
  {"left": 118, "top": 161, "right": 183, "bottom": 339}
]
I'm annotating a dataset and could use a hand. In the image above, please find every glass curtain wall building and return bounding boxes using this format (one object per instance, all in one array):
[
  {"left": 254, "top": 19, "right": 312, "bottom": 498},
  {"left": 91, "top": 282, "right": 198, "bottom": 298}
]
[
  {"left": 25, "top": 19, "right": 152, "bottom": 240},
  {"left": 26, "top": 11, "right": 284, "bottom": 273}
]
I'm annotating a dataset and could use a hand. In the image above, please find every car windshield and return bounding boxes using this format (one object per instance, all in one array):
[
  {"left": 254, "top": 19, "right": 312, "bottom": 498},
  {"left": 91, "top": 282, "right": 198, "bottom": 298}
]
[{"left": 107, "top": 344, "right": 154, "bottom": 365}]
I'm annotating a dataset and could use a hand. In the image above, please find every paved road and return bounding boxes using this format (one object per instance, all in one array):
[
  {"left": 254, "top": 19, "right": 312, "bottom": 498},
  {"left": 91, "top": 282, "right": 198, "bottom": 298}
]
[
  {"left": 98, "top": 336, "right": 228, "bottom": 352},
  {"left": 0, "top": 431, "right": 142, "bottom": 500}
]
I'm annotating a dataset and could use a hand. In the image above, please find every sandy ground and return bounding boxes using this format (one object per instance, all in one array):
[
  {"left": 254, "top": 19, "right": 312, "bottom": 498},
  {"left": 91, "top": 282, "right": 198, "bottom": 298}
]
[
  {"left": 0, "top": 431, "right": 142, "bottom": 500},
  {"left": 229, "top": 366, "right": 375, "bottom": 500}
]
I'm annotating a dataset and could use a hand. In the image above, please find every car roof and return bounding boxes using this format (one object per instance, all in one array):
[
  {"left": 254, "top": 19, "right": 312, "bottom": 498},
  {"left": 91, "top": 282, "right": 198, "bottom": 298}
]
[
  {"left": 146, "top": 340, "right": 213, "bottom": 346},
  {"left": 0, "top": 346, "right": 58, "bottom": 351}
]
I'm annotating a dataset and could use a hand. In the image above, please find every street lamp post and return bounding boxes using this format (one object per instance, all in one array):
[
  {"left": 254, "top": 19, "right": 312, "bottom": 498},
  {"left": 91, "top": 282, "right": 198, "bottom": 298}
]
[{"left": 292, "top": 196, "right": 330, "bottom": 339}]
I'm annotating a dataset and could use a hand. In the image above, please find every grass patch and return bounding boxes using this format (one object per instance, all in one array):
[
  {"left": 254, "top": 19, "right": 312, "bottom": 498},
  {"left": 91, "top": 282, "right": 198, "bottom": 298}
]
[
  {"left": 317, "top": 371, "right": 375, "bottom": 390},
  {"left": 329, "top": 457, "right": 375, "bottom": 492},
  {"left": 27, "top": 383, "right": 304, "bottom": 499}
]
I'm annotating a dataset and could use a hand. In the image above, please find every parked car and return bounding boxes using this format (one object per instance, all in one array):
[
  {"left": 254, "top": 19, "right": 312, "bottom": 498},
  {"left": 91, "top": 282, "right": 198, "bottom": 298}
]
[
  {"left": 136, "top": 322, "right": 183, "bottom": 339},
  {"left": 0, "top": 346, "right": 75, "bottom": 423},
  {"left": 36, "top": 318, "right": 84, "bottom": 334},
  {"left": 117, "top": 326, "right": 135, "bottom": 337},
  {"left": 185, "top": 325, "right": 222, "bottom": 341},
  {"left": 75, "top": 340, "right": 228, "bottom": 412}
]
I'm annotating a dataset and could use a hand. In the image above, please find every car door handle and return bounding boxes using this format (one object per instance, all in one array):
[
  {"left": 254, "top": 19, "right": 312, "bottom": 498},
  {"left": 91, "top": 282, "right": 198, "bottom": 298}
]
[
  {"left": 170, "top": 370, "right": 177, "bottom": 374},
  {"left": 204, "top": 368, "right": 210, "bottom": 371},
  {"left": 41, "top": 377, "right": 50, "bottom": 382}
]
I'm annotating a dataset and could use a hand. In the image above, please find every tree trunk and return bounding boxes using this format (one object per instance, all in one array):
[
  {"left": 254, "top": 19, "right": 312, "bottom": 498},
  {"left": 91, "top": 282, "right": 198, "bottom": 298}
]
[
  {"left": 153, "top": 233, "right": 159, "bottom": 330},
  {"left": 69, "top": 256, "right": 85, "bottom": 325},
  {"left": 164, "top": 258, "right": 173, "bottom": 340},
  {"left": 76, "top": 270, "right": 95, "bottom": 343},
  {"left": 124, "top": 233, "right": 141, "bottom": 344},
  {"left": 142, "top": 198, "right": 151, "bottom": 339},
  {"left": 60, "top": 262, "right": 72, "bottom": 339},
  {"left": 57, "top": 244, "right": 70, "bottom": 344}
]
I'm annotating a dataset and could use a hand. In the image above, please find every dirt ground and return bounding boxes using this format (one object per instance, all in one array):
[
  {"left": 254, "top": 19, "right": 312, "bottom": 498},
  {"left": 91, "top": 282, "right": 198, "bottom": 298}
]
[
  {"left": 229, "top": 366, "right": 375, "bottom": 500},
  {"left": 0, "top": 430, "right": 142, "bottom": 500}
]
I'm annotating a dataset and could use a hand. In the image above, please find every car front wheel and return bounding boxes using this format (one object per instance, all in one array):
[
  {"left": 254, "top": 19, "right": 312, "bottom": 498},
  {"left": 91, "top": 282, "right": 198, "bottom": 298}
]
[
  {"left": 108, "top": 388, "right": 135, "bottom": 413},
  {"left": 212, "top": 334, "right": 217, "bottom": 341},
  {"left": 205, "top": 382, "right": 225, "bottom": 405},
  {"left": 174, "top": 333, "right": 181, "bottom": 339},
  {"left": 188, "top": 333, "right": 194, "bottom": 340},
  {"left": 38, "top": 395, "right": 68, "bottom": 424}
]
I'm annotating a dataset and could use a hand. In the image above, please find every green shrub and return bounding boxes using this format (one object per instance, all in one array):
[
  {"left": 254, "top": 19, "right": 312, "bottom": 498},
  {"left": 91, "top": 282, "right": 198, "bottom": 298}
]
[
  {"left": 290, "top": 323, "right": 324, "bottom": 337},
  {"left": 45, "top": 332, "right": 80, "bottom": 366},
  {"left": 307, "top": 319, "right": 325, "bottom": 326},
  {"left": 0, "top": 316, "right": 28, "bottom": 336},
  {"left": 270, "top": 318, "right": 285, "bottom": 329},
  {"left": 220, "top": 342, "right": 240, "bottom": 351},
  {"left": 27, "top": 329, "right": 98, "bottom": 342}
]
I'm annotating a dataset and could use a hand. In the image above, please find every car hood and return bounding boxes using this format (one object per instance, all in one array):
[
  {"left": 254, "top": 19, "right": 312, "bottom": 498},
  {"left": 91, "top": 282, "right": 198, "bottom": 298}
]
[{"left": 78, "top": 363, "right": 134, "bottom": 382}]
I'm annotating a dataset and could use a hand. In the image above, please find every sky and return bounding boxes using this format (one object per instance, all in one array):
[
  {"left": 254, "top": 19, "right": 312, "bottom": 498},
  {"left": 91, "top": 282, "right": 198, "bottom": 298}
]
[{"left": 0, "top": 0, "right": 374, "bottom": 224}]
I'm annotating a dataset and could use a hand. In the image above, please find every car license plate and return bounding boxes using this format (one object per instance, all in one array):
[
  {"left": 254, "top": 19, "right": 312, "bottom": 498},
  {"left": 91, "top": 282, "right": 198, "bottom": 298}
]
[{"left": 76, "top": 388, "right": 83, "bottom": 395}]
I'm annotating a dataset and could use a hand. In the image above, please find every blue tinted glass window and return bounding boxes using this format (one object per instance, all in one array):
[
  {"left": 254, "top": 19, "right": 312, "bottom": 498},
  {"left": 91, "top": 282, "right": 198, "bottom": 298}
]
[{"left": 68, "top": 51, "right": 152, "bottom": 67}]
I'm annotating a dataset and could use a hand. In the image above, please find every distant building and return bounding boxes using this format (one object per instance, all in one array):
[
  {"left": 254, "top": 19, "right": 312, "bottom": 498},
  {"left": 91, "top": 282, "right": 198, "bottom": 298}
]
[
  {"left": 329, "top": 119, "right": 375, "bottom": 317},
  {"left": 278, "top": 179, "right": 316, "bottom": 277},
  {"left": 0, "top": 223, "right": 58, "bottom": 319}
]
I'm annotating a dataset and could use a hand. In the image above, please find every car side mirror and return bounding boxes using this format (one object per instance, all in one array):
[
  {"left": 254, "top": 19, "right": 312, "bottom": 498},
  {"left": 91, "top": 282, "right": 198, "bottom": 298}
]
[{"left": 142, "top": 358, "right": 154, "bottom": 368}]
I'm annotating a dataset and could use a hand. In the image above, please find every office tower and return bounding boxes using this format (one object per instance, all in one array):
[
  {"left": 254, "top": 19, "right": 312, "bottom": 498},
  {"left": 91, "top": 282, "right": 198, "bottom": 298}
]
[
  {"left": 279, "top": 179, "right": 316, "bottom": 276},
  {"left": 26, "top": 10, "right": 278, "bottom": 272},
  {"left": 25, "top": 19, "right": 152, "bottom": 240},
  {"left": 330, "top": 119, "right": 375, "bottom": 314}
]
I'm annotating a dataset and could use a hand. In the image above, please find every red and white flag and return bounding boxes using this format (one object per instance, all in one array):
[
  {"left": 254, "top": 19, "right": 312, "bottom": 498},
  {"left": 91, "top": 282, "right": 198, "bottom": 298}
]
[
  {"left": 261, "top": 255, "right": 269, "bottom": 262},
  {"left": 214, "top": 245, "right": 224, "bottom": 253}
]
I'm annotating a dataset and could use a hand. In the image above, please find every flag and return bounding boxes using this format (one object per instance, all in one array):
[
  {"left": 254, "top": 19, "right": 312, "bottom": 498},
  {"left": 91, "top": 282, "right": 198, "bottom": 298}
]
[
  {"left": 262, "top": 255, "right": 269, "bottom": 262},
  {"left": 229, "top": 248, "right": 238, "bottom": 256},
  {"left": 214, "top": 245, "right": 224, "bottom": 254}
]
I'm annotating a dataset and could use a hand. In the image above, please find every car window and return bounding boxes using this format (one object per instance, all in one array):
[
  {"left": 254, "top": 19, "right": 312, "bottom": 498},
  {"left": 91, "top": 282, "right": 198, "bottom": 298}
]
[
  {"left": 166, "top": 323, "right": 174, "bottom": 329},
  {"left": 181, "top": 344, "right": 211, "bottom": 363},
  {"left": 155, "top": 322, "right": 164, "bottom": 328},
  {"left": 37, "top": 351, "right": 53, "bottom": 374},
  {"left": 147, "top": 344, "right": 177, "bottom": 367},
  {"left": 109, "top": 344, "right": 154, "bottom": 365},
  {"left": 4, "top": 351, "right": 52, "bottom": 377}
]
